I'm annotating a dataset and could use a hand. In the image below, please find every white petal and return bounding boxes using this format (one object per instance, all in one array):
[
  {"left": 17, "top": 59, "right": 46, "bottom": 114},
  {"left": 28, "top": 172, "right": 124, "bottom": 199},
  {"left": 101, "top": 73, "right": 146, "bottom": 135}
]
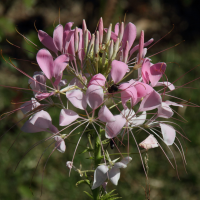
[
  {"left": 108, "top": 167, "right": 120, "bottom": 185},
  {"left": 92, "top": 165, "right": 109, "bottom": 190},
  {"left": 120, "top": 156, "right": 132, "bottom": 165},
  {"left": 160, "top": 123, "right": 176, "bottom": 145}
]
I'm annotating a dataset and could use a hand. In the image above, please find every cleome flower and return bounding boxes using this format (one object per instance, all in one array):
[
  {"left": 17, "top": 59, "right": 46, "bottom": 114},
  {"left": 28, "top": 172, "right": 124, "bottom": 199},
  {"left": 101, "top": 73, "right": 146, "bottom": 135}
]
[{"left": 1, "top": 15, "right": 195, "bottom": 199}]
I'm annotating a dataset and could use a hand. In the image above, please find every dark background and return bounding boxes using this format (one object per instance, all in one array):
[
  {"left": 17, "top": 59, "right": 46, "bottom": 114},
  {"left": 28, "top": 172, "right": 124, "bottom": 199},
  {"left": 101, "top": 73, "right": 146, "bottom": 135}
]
[{"left": 0, "top": 0, "right": 200, "bottom": 199}]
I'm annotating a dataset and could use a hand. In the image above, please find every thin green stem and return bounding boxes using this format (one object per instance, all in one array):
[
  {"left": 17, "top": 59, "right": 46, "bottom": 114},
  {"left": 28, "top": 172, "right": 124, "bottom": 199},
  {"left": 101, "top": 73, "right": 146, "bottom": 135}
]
[{"left": 92, "top": 124, "right": 101, "bottom": 200}]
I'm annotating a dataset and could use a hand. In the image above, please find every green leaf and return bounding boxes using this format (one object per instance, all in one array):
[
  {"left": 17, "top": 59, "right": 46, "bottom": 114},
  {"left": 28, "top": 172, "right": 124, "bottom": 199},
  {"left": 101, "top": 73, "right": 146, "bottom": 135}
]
[
  {"left": 84, "top": 191, "right": 93, "bottom": 199},
  {"left": 76, "top": 179, "right": 91, "bottom": 187},
  {"left": 98, "top": 190, "right": 122, "bottom": 200},
  {"left": 80, "top": 147, "right": 94, "bottom": 154}
]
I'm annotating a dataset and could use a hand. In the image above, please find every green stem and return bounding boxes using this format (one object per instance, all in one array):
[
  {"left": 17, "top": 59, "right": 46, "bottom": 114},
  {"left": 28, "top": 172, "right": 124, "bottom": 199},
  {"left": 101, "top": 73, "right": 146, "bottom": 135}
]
[{"left": 92, "top": 125, "right": 101, "bottom": 200}]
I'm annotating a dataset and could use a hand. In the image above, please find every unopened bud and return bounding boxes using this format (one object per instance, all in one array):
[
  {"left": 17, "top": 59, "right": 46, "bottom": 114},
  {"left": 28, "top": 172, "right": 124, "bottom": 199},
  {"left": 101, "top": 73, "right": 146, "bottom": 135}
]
[
  {"left": 112, "top": 38, "right": 119, "bottom": 59},
  {"left": 108, "top": 40, "right": 113, "bottom": 60},
  {"left": 87, "top": 34, "right": 95, "bottom": 55},
  {"left": 94, "top": 31, "right": 99, "bottom": 56},
  {"left": 99, "top": 17, "right": 104, "bottom": 44},
  {"left": 118, "top": 22, "right": 124, "bottom": 43},
  {"left": 74, "top": 27, "right": 79, "bottom": 53},
  {"left": 104, "top": 23, "right": 112, "bottom": 44}
]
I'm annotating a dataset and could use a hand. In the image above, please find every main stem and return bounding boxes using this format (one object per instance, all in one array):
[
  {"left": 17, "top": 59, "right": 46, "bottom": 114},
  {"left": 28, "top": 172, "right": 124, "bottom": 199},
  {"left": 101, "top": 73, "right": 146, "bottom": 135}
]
[{"left": 92, "top": 124, "right": 101, "bottom": 200}]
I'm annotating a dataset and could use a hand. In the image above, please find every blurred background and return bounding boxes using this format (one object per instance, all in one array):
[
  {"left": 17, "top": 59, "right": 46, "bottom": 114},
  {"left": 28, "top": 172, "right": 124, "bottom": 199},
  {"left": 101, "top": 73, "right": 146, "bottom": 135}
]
[{"left": 0, "top": 0, "right": 200, "bottom": 199}]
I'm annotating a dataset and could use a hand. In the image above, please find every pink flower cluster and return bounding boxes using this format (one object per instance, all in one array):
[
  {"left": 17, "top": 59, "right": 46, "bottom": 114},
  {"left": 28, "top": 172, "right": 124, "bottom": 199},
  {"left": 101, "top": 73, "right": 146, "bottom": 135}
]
[{"left": 18, "top": 17, "right": 186, "bottom": 188}]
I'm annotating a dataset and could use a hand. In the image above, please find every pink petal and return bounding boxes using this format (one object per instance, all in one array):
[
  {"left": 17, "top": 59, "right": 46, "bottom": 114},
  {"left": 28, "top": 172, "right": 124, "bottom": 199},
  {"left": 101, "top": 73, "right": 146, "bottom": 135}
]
[
  {"left": 111, "top": 60, "right": 128, "bottom": 83},
  {"left": 139, "top": 135, "right": 159, "bottom": 150},
  {"left": 129, "top": 38, "right": 154, "bottom": 57},
  {"left": 86, "top": 85, "right": 104, "bottom": 110},
  {"left": 121, "top": 22, "right": 136, "bottom": 51},
  {"left": 59, "top": 109, "right": 79, "bottom": 126},
  {"left": 139, "top": 90, "right": 162, "bottom": 112},
  {"left": 134, "top": 81, "right": 153, "bottom": 98},
  {"left": 38, "top": 30, "right": 58, "bottom": 54},
  {"left": 114, "top": 23, "right": 119, "bottom": 35},
  {"left": 88, "top": 73, "right": 106, "bottom": 87},
  {"left": 64, "top": 22, "right": 74, "bottom": 32},
  {"left": 149, "top": 62, "right": 166, "bottom": 87},
  {"left": 66, "top": 90, "right": 87, "bottom": 110},
  {"left": 98, "top": 105, "right": 116, "bottom": 122},
  {"left": 160, "top": 123, "right": 176, "bottom": 145},
  {"left": 141, "top": 59, "right": 151, "bottom": 84},
  {"left": 105, "top": 115, "right": 126, "bottom": 138},
  {"left": 63, "top": 30, "right": 74, "bottom": 53},
  {"left": 53, "top": 54, "right": 69, "bottom": 79},
  {"left": 92, "top": 165, "right": 109, "bottom": 190},
  {"left": 119, "top": 83, "right": 138, "bottom": 109},
  {"left": 36, "top": 49, "right": 54, "bottom": 79},
  {"left": 53, "top": 24, "right": 64, "bottom": 52}
]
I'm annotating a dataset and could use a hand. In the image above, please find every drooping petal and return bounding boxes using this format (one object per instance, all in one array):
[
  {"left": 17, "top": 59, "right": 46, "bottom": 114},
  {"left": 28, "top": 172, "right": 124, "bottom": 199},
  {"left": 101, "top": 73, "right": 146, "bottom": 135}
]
[
  {"left": 35, "top": 92, "right": 54, "bottom": 100},
  {"left": 160, "top": 123, "right": 176, "bottom": 145},
  {"left": 53, "top": 24, "right": 64, "bottom": 52},
  {"left": 29, "top": 110, "right": 52, "bottom": 129},
  {"left": 111, "top": 60, "right": 128, "bottom": 83},
  {"left": 154, "top": 81, "right": 175, "bottom": 90},
  {"left": 119, "top": 156, "right": 132, "bottom": 166},
  {"left": 108, "top": 167, "right": 120, "bottom": 185},
  {"left": 138, "top": 90, "right": 162, "bottom": 112},
  {"left": 113, "top": 162, "right": 127, "bottom": 169},
  {"left": 59, "top": 109, "right": 79, "bottom": 126},
  {"left": 21, "top": 120, "right": 46, "bottom": 133},
  {"left": 66, "top": 90, "right": 87, "bottom": 110},
  {"left": 139, "top": 135, "right": 159, "bottom": 150},
  {"left": 29, "top": 71, "right": 47, "bottom": 95},
  {"left": 105, "top": 115, "right": 126, "bottom": 138},
  {"left": 165, "top": 100, "right": 183, "bottom": 107},
  {"left": 98, "top": 105, "right": 115, "bottom": 122},
  {"left": 86, "top": 85, "right": 104, "bottom": 110},
  {"left": 20, "top": 98, "right": 40, "bottom": 114},
  {"left": 157, "top": 102, "right": 174, "bottom": 119},
  {"left": 92, "top": 165, "right": 109, "bottom": 190},
  {"left": 38, "top": 30, "right": 58, "bottom": 54},
  {"left": 36, "top": 49, "right": 54, "bottom": 79},
  {"left": 54, "top": 136, "right": 66, "bottom": 153},
  {"left": 149, "top": 62, "right": 166, "bottom": 87},
  {"left": 121, "top": 22, "right": 136, "bottom": 51}
]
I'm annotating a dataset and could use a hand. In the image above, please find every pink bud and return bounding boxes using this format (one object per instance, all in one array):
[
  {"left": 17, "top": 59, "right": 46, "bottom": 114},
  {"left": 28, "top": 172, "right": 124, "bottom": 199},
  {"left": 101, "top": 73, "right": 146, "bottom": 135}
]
[
  {"left": 98, "top": 17, "right": 104, "bottom": 44},
  {"left": 74, "top": 27, "right": 79, "bottom": 53}
]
